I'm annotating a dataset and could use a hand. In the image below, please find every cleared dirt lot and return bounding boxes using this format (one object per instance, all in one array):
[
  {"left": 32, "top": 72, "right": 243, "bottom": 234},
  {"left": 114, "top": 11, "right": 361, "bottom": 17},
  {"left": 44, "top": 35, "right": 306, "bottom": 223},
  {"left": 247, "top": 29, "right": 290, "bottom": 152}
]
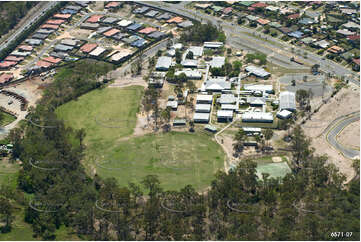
[
  {"left": 337, "top": 121, "right": 360, "bottom": 149},
  {"left": 302, "top": 85, "right": 360, "bottom": 183}
]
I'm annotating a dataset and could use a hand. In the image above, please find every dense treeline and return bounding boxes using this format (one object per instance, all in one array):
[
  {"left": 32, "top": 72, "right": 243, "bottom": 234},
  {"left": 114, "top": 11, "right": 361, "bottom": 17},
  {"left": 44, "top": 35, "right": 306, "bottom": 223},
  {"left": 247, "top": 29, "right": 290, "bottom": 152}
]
[
  {"left": 0, "top": 2, "right": 38, "bottom": 37},
  {"left": 0, "top": 60, "right": 359, "bottom": 240},
  {"left": 180, "top": 21, "right": 226, "bottom": 44}
]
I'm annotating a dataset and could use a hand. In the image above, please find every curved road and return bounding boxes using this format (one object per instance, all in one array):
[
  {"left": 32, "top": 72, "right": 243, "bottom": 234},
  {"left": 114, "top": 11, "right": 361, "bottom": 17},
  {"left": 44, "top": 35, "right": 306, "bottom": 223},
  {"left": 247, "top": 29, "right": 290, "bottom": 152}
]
[{"left": 326, "top": 113, "right": 360, "bottom": 159}]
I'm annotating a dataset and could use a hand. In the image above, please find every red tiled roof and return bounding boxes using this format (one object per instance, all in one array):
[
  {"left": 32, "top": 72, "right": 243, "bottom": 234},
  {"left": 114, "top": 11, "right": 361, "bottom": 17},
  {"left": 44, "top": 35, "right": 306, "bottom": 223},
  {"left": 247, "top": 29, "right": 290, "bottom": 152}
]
[
  {"left": 36, "top": 60, "right": 53, "bottom": 68},
  {"left": 257, "top": 18, "right": 270, "bottom": 25},
  {"left": 87, "top": 15, "right": 103, "bottom": 23},
  {"left": 247, "top": 7, "right": 255, "bottom": 11},
  {"left": 167, "top": 16, "right": 183, "bottom": 24},
  {"left": 46, "top": 19, "right": 65, "bottom": 25},
  {"left": 0, "top": 61, "right": 17, "bottom": 68},
  {"left": 103, "top": 28, "right": 120, "bottom": 37},
  {"left": 327, "top": 45, "right": 344, "bottom": 53},
  {"left": 0, "top": 73, "right": 14, "bottom": 83},
  {"left": 353, "top": 58, "right": 360, "bottom": 65},
  {"left": 287, "top": 13, "right": 300, "bottom": 19},
  {"left": 347, "top": 35, "right": 360, "bottom": 41},
  {"left": 4, "top": 56, "right": 24, "bottom": 62},
  {"left": 105, "top": 1, "right": 121, "bottom": 8},
  {"left": 223, "top": 7, "right": 233, "bottom": 14},
  {"left": 139, "top": 27, "right": 157, "bottom": 34},
  {"left": 41, "top": 24, "right": 59, "bottom": 30},
  {"left": 80, "top": 43, "right": 98, "bottom": 53},
  {"left": 251, "top": 2, "right": 267, "bottom": 8},
  {"left": 18, "top": 45, "right": 33, "bottom": 51},
  {"left": 53, "top": 13, "right": 72, "bottom": 19},
  {"left": 43, "top": 56, "right": 62, "bottom": 64}
]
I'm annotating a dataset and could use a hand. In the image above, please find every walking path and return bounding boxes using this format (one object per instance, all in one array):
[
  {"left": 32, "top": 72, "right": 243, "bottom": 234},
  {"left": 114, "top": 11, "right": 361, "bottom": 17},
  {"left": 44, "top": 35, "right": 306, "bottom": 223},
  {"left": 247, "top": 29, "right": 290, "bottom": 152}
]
[{"left": 214, "top": 117, "right": 240, "bottom": 173}]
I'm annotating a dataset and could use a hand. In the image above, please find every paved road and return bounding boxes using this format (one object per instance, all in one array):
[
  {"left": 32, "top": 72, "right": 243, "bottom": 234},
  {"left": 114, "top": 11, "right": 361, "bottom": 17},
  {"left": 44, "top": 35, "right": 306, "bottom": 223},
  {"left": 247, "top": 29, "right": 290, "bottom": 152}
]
[
  {"left": 0, "top": 1, "right": 58, "bottom": 52},
  {"left": 326, "top": 113, "right": 360, "bottom": 159},
  {"left": 139, "top": 1, "right": 359, "bottom": 85}
]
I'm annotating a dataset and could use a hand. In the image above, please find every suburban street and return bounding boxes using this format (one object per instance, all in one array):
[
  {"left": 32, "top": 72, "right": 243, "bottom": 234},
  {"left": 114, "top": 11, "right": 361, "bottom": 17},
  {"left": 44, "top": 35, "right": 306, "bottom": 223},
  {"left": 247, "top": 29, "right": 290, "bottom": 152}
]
[
  {"left": 0, "top": 1, "right": 59, "bottom": 52},
  {"left": 326, "top": 113, "right": 360, "bottom": 159},
  {"left": 139, "top": 1, "right": 360, "bottom": 86}
]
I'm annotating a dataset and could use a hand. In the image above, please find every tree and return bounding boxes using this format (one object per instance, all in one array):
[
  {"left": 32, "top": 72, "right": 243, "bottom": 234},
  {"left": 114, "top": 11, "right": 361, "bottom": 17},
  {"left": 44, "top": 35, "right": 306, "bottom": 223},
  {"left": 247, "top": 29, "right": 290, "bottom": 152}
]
[
  {"left": 186, "top": 80, "right": 196, "bottom": 93},
  {"left": 262, "top": 129, "right": 274, "bottom": 147},
  {"left": 175, "top": 49, "right": 182, "bottom": 64},
  {"left": 311, "top": 64, "right": 320, "bottom": 74},
  {"left": 75, "top": 128, "right": 86, "bottom": 148},
  {"left": 186, "top": 51, "right": 194, "bottom": 59},
  {"left": 0, "top": 197, "right": 13, "bottom": 233},
  {"left": 291, "top": 125, "right": 312, "bottom": 168},
  {"left": 296, "top": 89, "right": 309, "bottom": 110},
  {"left": 233, "top": 129, "right": 246, "bottom": 155}
]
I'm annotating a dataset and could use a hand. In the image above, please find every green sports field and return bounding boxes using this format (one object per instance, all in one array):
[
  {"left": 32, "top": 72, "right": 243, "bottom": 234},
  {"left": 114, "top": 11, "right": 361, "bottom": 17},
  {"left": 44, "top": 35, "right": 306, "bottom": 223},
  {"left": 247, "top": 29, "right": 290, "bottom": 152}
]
[
  {"left": 256, "top": 162, "right": 292, "bottom": 180},
  {"left": 56, "top": 86, "right": 225, "bottom": 191}
]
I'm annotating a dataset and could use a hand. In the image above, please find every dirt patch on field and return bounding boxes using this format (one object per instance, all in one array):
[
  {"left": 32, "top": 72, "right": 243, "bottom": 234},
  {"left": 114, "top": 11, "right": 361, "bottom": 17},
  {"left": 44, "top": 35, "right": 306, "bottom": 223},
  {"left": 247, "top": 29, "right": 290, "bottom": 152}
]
[
  {"left": 4, "top": 77, "right": 50, "bottom": 108},
  {"left": 108, "top": 74, "right": 147, "bottom": 88},
  {"left": 68, "top": 28, "right": 92, "bottom": 39},
  {"left": 303, "top": 86, "right": 360, "bottom": 183},
  {"left": 337, "top": 121, "right": 360, "bottom": 149},
  {"left": 272, "top": 156, "right": 283, "bottom": 162}
]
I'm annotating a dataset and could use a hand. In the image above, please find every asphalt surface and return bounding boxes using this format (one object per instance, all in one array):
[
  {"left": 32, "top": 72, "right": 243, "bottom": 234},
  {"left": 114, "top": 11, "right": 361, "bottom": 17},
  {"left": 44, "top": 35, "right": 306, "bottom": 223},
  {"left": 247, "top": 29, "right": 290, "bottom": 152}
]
[
  {"left": 0, "top": 1, "right": 58, "bottom": 52},
  {"left": 326, "top": 113, "right": 360, "bottom": 159},
  {"left": 139, "top": 1, "right": 359, "bottom": 85}
]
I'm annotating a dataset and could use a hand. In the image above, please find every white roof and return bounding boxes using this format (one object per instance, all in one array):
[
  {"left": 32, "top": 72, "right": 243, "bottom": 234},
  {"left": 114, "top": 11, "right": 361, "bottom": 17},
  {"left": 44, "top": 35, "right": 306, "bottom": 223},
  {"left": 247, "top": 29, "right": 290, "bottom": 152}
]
[
  {"left": 217, "top": 110, "right": 233, "bottom": 117},
  {"left": 111, "top": 49, "right": 133, "bottom": 61},
  {"left": 181, "top": 59, "right": 198, "bottom": 67},
  {"left": 167, "top": 49, "right": 176, "bottom": 57},
  {"left": 218, "top": 94, "right": 236, "bottom": 104},
  {"left": 245, "top": 65, "right": 270, "bottom": 77},
  {"left": 242, "top": 112, "right": 274, "bottom": 121},
  {"left": 89, "top": 46, "right": 106, "bottom": 56},
  {"left": 167, "top": 101, "right": 178, "bottom": 109},
  {"left": 196, "top": 94, "right": 213, "bottom": 102},
  {"left": 118, "top": 19, "right": 133, "bottom": 27},
  {"left": 195, "top": 103, "right": 211, "bottom": 112},
  {"left": 188, "top": 46, "right": 203, "bottom": 57},
  {"left": 210, "top": 56, "right": 225, "bottom": 68},
  {"left": 279, "top": 91, "right": 296, "bottom": 111},
  {"left": 243, "top": 127, "right": 261, "bottom": 132},
  {"left": 343, "top": 21, "right": 360, "bottom": 29},
  {"left": 266, "top": 5, "right": 279, "bottom": 11},
  {"left": 277, "top": 109, "right": 292, "bottom": 118},
  {"left": 315, "top": 39, "right": 330, "bottom": 48},
  {"left": 221, "top": 104, "right": 237, "bottom": 110},
  {"left": 247, "top": 97, "right": 266, "bottom": 105},
  {"left": 175, "top": 69, "right": 202, "bottom": 79},
  {"left": 156, "top": 56, "right": 172, "bottom": 70},
  {"left": 336, "top": 29, "right": 356, "bottom": 35},
  {"left": 171, "top": 43, "right": 183, "bottom": 50},
  {"left": 203, "top": 42, "right": 223, "bottom": 48},
  {"left": 193, "top": 112, "right": 210, "bottom": 120},
  {"left": 244, "top": 84, "right": 273, "bottom": 93}
]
